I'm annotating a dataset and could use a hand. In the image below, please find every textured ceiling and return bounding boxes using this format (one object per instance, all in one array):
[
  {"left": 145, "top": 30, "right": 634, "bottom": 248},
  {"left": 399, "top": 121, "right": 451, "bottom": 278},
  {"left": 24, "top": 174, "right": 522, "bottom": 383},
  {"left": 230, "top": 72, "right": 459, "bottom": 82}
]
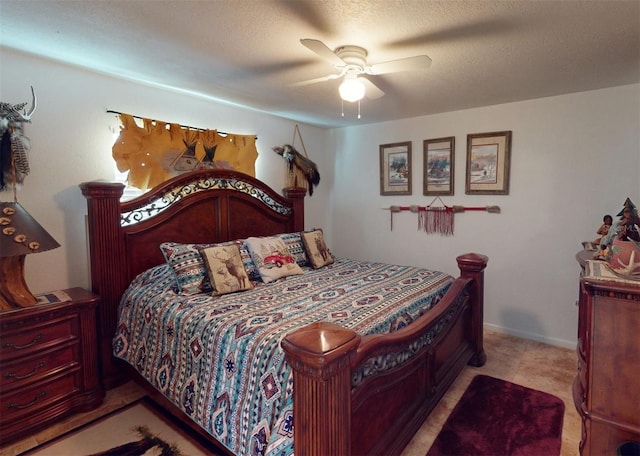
[{"left": 1, "top": 0, "right": 638, "bottom": 128}]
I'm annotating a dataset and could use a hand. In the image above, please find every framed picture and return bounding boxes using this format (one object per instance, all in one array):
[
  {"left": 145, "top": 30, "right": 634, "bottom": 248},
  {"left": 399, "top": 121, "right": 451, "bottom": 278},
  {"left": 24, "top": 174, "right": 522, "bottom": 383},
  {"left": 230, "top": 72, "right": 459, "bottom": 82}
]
[
  {"left": 423, "top": 136, "right": 455, "bottom": 195},
  {"left": 380, "top": 141, "right": 412, "bottom": 195},
  {"left": 465, "top": 131, "right": 512, "bottom": 195}
]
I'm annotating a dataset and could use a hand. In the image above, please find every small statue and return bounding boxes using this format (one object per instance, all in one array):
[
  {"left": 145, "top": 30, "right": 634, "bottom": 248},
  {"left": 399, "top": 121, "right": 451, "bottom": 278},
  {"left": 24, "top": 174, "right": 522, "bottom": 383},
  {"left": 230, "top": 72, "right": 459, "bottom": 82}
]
[
  {"left": 615, "top": 198, "right": 640, "bottom": 242},
  {"left": 594, "top": 214, "right": 613, "bottom": 245},
  {"left": 600, "top": 199, "right": 638, "bottom": 248},
  {"left": 595, "top": 199, "right": 640, "bottom": 273}
]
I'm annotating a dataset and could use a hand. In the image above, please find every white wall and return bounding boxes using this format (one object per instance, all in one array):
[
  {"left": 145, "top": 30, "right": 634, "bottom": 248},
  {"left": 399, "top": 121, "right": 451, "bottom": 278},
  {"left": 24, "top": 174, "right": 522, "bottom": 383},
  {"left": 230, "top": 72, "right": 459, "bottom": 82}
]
[
  {"left": 330, "top": 84, "right": 640, "bottom": 348},
  {"left": 3, "top": 47, "right": 638, "bottom": 349},
  {"left": 0, "top": 48, "right": 332, "bottom": 294}
]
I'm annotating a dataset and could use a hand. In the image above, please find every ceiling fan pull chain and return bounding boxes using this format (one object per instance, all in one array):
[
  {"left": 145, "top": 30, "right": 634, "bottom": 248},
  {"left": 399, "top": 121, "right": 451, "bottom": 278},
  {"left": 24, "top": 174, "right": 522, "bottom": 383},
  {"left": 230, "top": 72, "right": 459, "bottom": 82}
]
[
  {"left": 341, "top": 99, "right": 345, "bottom": 117},
  {"left": 358, "top": 100, "right": 361, "bottom": 119}
]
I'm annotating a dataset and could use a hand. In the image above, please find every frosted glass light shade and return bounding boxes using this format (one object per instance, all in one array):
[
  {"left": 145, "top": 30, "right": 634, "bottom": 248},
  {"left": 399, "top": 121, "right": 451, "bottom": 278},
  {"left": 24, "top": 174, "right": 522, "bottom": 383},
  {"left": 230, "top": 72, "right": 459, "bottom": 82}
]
[{"left": 339, "top": 78, "right": 365, "bottom": 102}]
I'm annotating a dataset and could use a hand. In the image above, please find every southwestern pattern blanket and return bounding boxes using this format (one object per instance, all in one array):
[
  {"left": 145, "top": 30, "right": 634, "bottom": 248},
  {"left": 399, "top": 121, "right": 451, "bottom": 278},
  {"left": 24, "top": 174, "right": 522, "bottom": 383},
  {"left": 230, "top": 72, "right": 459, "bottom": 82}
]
[{"left": 113, "top": 258, "right": 454, "bottom": 456}]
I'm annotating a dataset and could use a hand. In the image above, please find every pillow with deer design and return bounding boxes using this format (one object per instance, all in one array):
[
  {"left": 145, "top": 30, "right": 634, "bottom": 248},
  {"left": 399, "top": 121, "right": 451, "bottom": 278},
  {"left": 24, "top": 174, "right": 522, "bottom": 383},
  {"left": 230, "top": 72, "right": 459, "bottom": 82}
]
[
  {"left": 160, "top": 241, "right": 258, "bottom": 295},
  {"left": 301, "top": 229, "right": 334, "bottom": 268},
  {"left": 200, "top": 244, "right": 253, "bottom": 295}
]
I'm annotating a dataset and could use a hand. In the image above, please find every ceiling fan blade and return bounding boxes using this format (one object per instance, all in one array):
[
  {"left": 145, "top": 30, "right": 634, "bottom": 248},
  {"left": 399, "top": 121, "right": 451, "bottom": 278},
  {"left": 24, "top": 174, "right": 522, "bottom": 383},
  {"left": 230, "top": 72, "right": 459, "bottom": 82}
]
[
  {"left": 360, "top": 77, "right": 385, "bottom": 99},
  {"left": 290, "top": 73, "right": 340, "bottom": 87},
  {"left": 368, "top": 55, "right": 432, "bottom": 75},
  {"left": 300, "top": 39, "right": 345, "bottom": 66}
]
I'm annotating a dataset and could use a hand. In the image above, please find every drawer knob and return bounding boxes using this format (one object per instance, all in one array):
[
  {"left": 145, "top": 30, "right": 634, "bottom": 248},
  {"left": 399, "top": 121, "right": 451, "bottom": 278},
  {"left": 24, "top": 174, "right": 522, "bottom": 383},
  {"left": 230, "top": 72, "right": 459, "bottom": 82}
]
[
  {"left": 2, "top": 333, "right": 43, "bottom": 350},
  {"left": 7, "top": 391, "right": 46, "bottom": 410},
  {"left": 3, "top": 362, "right": 46, "bottom": 380}
]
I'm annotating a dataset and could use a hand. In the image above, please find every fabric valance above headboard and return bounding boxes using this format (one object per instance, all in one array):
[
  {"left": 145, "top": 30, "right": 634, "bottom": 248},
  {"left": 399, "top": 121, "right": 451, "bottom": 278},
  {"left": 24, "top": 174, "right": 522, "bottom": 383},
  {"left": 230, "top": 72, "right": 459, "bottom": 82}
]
[{"left": 112, "top": 113, "right": 258, "bottom": 190}]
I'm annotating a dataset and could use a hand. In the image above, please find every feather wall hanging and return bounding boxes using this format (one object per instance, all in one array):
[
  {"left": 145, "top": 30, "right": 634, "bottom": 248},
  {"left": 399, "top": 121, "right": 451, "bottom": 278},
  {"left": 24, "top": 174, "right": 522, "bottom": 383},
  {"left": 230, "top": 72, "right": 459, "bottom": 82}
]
[
  {"left": 0, "top": 87, "right": 36, "bottom": 192},
  {"left": 272, "top": 125, "right": 320, "bottom": 196},
  {"left": 383, "top": 196, "right": 501, "bottom": 235}
]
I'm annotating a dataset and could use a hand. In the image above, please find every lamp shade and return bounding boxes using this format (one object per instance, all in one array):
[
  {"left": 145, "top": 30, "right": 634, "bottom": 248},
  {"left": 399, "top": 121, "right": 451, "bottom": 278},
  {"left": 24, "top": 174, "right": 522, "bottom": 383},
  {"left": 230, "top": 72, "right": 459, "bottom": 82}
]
[
  {"left": 0, "top": 202, "right": 60, "bottom": 310},
  {"left": 339, "top": 77, "right": 366, "bottom": 102},
  {"left": 0, "top": 202, "right": 60, "bottom": 257}
]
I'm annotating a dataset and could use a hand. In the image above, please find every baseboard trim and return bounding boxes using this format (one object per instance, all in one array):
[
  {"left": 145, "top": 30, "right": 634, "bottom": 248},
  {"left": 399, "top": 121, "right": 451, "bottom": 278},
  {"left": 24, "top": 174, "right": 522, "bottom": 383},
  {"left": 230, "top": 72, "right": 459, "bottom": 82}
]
[{"left": 483, "top": 323, "right": 577, "bottom": 350}]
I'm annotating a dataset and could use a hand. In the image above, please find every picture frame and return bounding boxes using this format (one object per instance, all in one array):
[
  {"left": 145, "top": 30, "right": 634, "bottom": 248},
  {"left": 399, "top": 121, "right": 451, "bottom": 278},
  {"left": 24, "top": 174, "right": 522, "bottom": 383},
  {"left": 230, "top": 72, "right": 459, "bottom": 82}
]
[
  {"left": 465, "top": 131, "right": 512, "bottom": 195},
  {"left": 423, "top": 136, "right": 455, "bottom": 195},
  {"left": 380, "top": 141, "right": 412, "bottom": 195}
]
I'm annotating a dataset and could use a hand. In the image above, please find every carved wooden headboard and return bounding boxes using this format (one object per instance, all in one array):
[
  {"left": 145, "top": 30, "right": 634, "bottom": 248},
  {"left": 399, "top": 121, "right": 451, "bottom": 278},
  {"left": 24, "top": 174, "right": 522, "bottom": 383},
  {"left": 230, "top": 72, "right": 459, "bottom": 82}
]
[{"left": 80, "top": 169, "right": 305, "bottom": 387}]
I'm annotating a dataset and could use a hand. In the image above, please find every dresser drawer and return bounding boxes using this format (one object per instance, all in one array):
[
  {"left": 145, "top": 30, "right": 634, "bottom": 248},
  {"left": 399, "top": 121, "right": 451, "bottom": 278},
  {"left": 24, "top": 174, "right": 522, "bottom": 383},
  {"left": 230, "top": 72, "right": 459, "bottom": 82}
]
[
  {"left": 0, "top": 290, "right": 104, "bottom": 445},
  {"left": 1, "top": 343, "right": 77, "bottom": 391},
  {"left": 0, "top": 369, "right": 79, "bottom": 424},
  {"left": 0, "top": 315, "right": 77, "bottom": 362}
]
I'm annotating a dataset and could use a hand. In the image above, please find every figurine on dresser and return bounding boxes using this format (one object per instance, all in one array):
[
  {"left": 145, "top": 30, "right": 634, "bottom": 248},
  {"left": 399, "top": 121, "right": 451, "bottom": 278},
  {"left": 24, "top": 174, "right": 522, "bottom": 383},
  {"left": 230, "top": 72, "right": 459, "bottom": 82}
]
[
  {"left": 595, "top": 198, "right": 640, "bottom": 277},
  {"left": 594, "top": 214, "right": 613, "bottom": 246}
]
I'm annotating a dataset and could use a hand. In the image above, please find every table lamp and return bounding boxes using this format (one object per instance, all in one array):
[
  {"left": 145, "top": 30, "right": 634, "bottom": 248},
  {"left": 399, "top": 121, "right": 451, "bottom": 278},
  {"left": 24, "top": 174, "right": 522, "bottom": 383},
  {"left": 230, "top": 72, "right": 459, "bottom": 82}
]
[{"left": 0, "top": 201, "right": 60, "bottom": 310}]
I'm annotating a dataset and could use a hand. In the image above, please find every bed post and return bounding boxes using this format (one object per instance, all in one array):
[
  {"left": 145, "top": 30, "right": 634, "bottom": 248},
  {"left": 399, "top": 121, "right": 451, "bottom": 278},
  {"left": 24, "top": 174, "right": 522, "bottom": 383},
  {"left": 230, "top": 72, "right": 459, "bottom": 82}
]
[
  {"left": 456, "top": 253, "right": 489, "bottom": 367},
  {"left": 281, "top": 322, "right": 361, "bottom": 456},
  {"left": 80, "top": 181, "right": 129, "bottom": 389},
  {"left": 282, "top": 187, "right": 306, "bottom": 231}
]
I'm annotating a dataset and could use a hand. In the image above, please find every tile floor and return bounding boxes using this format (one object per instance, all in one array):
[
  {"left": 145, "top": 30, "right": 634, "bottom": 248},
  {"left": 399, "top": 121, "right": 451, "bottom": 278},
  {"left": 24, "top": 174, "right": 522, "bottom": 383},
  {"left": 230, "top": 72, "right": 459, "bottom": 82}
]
[{"left": 1, "top": 330, "right": 580, "bottom": 456}]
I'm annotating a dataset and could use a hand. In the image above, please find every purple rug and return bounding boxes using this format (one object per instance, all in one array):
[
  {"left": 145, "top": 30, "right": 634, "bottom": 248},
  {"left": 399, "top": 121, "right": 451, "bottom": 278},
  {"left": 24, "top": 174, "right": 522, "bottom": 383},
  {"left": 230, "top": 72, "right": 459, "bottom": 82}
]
[{"left": 427, "top": 375, "right": 565, "bottom": 456}]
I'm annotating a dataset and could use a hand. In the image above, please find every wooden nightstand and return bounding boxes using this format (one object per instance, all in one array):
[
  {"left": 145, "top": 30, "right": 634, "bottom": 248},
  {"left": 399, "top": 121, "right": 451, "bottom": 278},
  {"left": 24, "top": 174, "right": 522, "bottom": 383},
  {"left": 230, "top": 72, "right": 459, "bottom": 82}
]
[{"left": 0, "top": 288, "right": 104, "bottom": 445}]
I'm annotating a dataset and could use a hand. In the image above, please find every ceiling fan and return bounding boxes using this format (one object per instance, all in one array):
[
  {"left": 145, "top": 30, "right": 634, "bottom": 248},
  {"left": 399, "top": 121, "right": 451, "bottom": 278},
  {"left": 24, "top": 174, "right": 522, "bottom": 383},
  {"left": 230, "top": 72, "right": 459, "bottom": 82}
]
[{"left": 294, "top": 39, "right": 432, "bottom": 103}]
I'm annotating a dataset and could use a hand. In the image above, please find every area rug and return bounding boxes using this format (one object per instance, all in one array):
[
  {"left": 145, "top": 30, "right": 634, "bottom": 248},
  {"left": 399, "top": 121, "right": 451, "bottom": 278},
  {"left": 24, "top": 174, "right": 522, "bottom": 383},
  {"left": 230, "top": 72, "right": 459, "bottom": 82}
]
[
  {"left": 24, "top": 398, "right": 225, "bottom": 456},
  {"left": 427, "top": 375, "right": 565, "bottom": 456}
]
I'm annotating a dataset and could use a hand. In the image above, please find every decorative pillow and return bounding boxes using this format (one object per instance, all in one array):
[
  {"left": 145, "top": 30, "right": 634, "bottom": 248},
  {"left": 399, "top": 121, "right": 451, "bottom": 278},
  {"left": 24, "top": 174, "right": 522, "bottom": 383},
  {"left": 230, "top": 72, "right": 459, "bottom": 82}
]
[
  {"left": 160, "top": 241, "right": 259, "bottom": 295},
  {"left": 301, "top": 229, "right": 334, "bottom": 268},
  {"left": 200, "top": 245, "right": 253, "bottom": 295},
  {"left": 244, "top": 236, "right": 304, "bottom": 283},
  {"left": 217, "top": 239, "right": 261, "bottom": 282},
  {"left": 279, "top": 232, "right": 309, "bottom": 267},
  {"left": 160, "top": 242, "right": 214, "bottom": 295}
]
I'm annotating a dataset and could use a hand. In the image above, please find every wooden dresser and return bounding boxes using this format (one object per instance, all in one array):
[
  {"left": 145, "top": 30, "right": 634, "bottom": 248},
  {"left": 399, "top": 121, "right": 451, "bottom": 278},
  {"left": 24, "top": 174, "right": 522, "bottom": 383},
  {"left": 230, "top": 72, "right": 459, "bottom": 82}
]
[
  {"left": 0, "top": 288, "right": 104, "bottom": 445},
  {"left": 574, "top": 249, "right": 640, "bottom": 455}
]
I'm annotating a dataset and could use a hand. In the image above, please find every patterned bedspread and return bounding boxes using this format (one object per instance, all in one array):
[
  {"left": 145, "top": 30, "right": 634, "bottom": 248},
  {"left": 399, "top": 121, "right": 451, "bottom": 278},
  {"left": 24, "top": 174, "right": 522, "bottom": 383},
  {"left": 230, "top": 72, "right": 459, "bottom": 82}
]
[{"left": 113, "top": 257, "right": 453, "bottom": 456}]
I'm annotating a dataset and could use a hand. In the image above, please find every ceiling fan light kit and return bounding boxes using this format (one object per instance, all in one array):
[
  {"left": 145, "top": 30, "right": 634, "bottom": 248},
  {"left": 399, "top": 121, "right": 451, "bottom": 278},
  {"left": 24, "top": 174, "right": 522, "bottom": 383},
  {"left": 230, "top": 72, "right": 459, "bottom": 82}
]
[
  {"left": 339, "top": 77, "right": 365, "bottom": 102},
  {"left": 298, "top": 39, "right": 431, "bottom": 118}
]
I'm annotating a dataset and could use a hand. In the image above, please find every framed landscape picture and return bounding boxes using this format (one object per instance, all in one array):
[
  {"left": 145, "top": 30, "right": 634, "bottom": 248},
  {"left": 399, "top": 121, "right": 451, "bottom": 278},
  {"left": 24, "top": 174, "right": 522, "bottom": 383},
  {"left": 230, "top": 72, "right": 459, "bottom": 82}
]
[
  {"left": 380, "top": 141, "right": 412, "bottom": 195},
  {"left": 466, "top": 131, "right": 512, "bottom": 195},
  {"left": 423, "top": 136, "right": 454, "bottom": 195}
]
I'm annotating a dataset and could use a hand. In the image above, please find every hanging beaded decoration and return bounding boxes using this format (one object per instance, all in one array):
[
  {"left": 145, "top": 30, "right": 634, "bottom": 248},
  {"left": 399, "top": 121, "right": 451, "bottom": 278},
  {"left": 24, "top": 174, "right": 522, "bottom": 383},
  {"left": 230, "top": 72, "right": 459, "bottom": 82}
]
[{"left": 385, "top": 197, "right": 500, "bottom": 236}]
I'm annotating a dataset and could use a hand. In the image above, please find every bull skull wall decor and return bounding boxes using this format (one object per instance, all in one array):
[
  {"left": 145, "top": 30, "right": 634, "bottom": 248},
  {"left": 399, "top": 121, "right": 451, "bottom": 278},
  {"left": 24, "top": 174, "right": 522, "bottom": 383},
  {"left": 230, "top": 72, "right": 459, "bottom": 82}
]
[{"left": 1, "top": 86, "right": 37, "bottom": 191}]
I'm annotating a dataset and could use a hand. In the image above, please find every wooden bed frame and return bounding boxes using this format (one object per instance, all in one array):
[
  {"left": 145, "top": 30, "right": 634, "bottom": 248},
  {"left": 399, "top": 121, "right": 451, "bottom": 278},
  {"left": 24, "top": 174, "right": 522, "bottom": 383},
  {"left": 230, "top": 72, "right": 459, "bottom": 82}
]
[{"left": 80, "top": 169, "right": 488, "bottom": 456}]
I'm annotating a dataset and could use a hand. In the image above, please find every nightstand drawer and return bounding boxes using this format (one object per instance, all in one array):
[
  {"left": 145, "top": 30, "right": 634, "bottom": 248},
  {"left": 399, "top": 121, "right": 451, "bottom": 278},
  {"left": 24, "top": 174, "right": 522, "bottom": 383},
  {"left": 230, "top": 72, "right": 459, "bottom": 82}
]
[
  {"left": 0, "top": 315, "right": 77, "bottom": 362},
  {"left": 0, "top": 289, "right": 103, "bottom": 444},
  {"left": 0, "top": 369, "right": 79, "bottom": 424},
  {"left": 1, "top": 344, "right": 77, "bottom": 391}
]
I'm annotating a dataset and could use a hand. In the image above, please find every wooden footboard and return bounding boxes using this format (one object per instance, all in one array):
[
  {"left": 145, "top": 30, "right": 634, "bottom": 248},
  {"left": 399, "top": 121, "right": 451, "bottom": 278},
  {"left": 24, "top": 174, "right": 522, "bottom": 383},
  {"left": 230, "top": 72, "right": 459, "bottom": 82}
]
[{"left": 282, "top": 253, "right": 487, "bottom": 456}]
